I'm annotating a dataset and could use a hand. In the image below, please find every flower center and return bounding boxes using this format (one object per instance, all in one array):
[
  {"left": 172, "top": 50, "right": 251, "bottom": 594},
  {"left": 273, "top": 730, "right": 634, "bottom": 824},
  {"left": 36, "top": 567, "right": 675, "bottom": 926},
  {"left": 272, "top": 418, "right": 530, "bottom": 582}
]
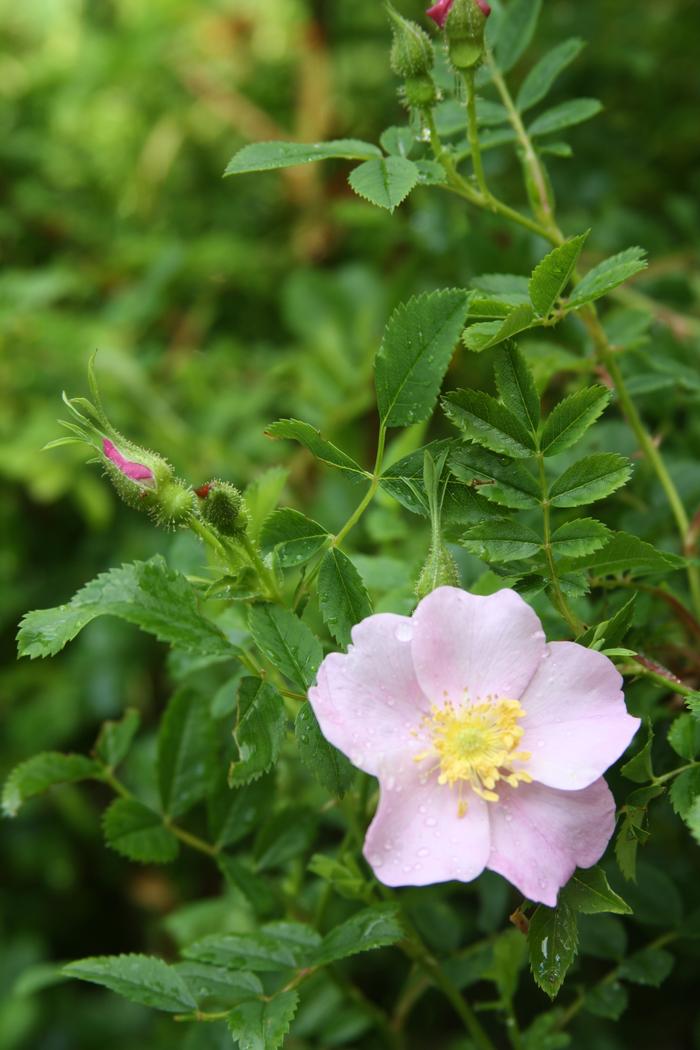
[{"left": 414, "top": 698, "right": 532, "bottom": 815}]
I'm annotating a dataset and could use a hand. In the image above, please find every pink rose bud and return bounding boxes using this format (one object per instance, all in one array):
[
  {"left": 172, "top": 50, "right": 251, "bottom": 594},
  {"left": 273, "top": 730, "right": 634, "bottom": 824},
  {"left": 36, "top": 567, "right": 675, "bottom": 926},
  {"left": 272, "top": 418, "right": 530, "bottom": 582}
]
[
  {"left": 103, "top": 438, "right": 155, "bottom": 483},
  {"left": 426, "top": 0, "right": 490, "bottom": 27}
]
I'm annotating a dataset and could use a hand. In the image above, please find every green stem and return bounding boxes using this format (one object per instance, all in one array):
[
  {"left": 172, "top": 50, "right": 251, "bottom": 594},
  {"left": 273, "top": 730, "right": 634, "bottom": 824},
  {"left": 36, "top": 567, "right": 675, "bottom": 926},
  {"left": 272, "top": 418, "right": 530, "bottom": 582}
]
[
  {"left": 652, "top": 762, "right": 699, "bottom": 787},
  {"left": 238, "top": 531, "right": 282, "bottom": 602},
  {"left": 618, "top": 660, "right": 698, "bottom": 699},
  {"left": 537, "top": 453, "right": 583, "bottom": 634},
  {"left": 464, "top": 70, "right": 489, "bottom": 198}
]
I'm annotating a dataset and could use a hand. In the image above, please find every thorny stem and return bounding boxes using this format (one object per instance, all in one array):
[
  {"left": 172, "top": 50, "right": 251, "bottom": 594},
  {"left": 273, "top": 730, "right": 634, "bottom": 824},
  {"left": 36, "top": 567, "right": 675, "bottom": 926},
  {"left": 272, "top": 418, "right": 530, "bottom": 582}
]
[
  {"left": 537, "top": 452, "right": 584, "bottom": 634},
  {"left": 464, "top": 70, "right": 489, "bottom": 199},
  {"left": 618, "top": 660, "right": 698, "bottom": 700},
  {"left": 431, "top": 59, "right": 700, "bottom": 620}
]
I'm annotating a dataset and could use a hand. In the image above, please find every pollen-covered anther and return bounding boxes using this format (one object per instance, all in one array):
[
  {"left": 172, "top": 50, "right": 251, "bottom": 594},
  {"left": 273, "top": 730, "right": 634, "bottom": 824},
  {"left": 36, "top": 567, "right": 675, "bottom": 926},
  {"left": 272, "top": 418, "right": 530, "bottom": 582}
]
[{"left": 414, "top": 697, "right": 532, "bottom": 813}]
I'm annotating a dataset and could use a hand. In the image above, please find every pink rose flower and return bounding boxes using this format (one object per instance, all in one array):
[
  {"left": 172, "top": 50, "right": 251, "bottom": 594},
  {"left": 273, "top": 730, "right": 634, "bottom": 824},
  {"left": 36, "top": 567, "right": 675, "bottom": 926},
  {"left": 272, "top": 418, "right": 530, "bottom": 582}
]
[
  {"left": 309, "top": 586, "right": 639, "bottom": 905},
  {"left": 426, "top": 0, "right": 491, "bottom": 28},
  {"left": 103, "top": 438, "right": 155, "bottom": 483}
]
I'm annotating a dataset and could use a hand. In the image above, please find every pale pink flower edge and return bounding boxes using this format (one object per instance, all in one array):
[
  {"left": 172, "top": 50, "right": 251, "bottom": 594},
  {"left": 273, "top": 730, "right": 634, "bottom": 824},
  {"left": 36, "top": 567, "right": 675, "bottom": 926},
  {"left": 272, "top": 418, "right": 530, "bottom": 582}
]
[{"left": 308, "top": 586, "right": 640, "bottom": 906}]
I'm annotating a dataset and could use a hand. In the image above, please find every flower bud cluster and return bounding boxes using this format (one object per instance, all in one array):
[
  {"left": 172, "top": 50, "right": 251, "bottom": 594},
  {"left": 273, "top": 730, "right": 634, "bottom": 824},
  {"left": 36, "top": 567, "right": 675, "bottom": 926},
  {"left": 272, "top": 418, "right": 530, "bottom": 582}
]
[{"left": 385, "top": 3, "right": 437, "bottom": 110}]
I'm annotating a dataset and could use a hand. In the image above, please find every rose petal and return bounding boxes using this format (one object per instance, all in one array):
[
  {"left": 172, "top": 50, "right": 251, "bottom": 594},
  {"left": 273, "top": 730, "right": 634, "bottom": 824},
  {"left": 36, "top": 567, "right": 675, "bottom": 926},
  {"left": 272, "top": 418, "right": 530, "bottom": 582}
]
[
  {"left": 521, "top": 642, "right": 640, "bottom": 790},
  {"left": 364, "top": 772, "right": 490, "bottom": 887},
  {"left": 308, "top": 613, "right": 429, "bottom": 777},
  {"left": 411, "top": 587, "right": 545, "bottom": 704},
  {"left": 103, "top": 438, "right": 154, "bottom": 482},
  {"left": 487, "top": 778, "right": 616, "bottom": 906},
  {"left": 426, "top": 0, "right": 453, "bottom": 27}
]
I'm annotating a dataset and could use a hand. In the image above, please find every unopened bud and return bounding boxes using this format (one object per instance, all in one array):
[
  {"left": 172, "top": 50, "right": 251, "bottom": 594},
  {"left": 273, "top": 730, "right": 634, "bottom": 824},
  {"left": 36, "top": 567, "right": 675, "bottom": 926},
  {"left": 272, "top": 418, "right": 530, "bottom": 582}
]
[
  {"left": 428, "top": 0, "right": 490, "bottom": 70},
  {"left": 426, "top": 0, "right": 490, "bottom": 28},
  {"left": 415, "top": 539, "right": 460, "bottom": 600},
  {"left": 387, "top": 3, "right": 434, "bottom": 78},
  {"left": 101, "top": 437, "right": 194, "bottom": 528},
  {"left": 196, "top": 481, "right": 248, "bottom": 538},
  {"left": 400, "top": 73, "right": 438, "bottom": 109}
]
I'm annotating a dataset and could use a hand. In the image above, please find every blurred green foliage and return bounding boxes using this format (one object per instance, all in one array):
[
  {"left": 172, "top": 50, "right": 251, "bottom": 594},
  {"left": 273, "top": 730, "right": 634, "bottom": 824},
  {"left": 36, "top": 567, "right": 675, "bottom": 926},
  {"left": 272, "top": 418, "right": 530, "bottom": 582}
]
[{"left": 2, "top": 0, "right": 700, "bottom": 1047}]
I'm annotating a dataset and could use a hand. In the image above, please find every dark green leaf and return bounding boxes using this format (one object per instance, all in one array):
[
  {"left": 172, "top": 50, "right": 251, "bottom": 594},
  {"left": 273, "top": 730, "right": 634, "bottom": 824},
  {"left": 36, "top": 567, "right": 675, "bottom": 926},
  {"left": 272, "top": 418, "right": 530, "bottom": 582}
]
[
  {"left": 375, "top": 290, "right": 470, "bottom": 427},
  {"left": 669, "top": 767, "right": 700, "bottom": 820},
  {"left": 227, "top": 990, "right": 299, "bottom": 1050},
  {"left": 381, "top": 441, "right": 500, "bottom": 524},
  {"left": 493, "top": 342, "right": 541, "bottom": 432},
  {"left": 461, "top": 519, "right": 541, "bottom": 563},
  {"left": 308, "top": 854, "right": 370, "bottom": 902},
  {"left": 248, "top": 605, "right": 322, "bottom": 692},
  {"left": 568, "top": 248, "right": 648, "bottom": 309},
  {"left": 225, "top": 139, "right": 381, "bottom": 175},
  {"left": 561, "top": 867, "right": 631, "bottom": 915},
  {"left": 379, "top": 126, "right": 415, "bottom": 157},
  {"left": 348, "top": 156, "right": 419, "bottom": 212},
  {"left": 63, "top": 954, "right": 196, "bottom": 1012},
  {"left": 621, "top": 723, "right": 654, "bottom": 783},
  {"left": 528, "top": 902, "right": 578, "bottom": 999},
  {"left": 685, "top": 796, "right": 700, "bottom": 845},
  {"left": 228, "top": 678, "right": 287, "bottom": 786},
  {"left": 618, "top": 948, "right": 674, "bottom": 987},
  {"left": 260, "top": 509, "right": 329, "bottom": 567},
  {"left": 549, "top": 453, "right": 632, "bottom": 507},
  {"left": 529, "top": 98, "right": 602, "bottom": 137},
  {"left": 2, "top": 752, "right": 101, "bottom": 818},
  {"left": 218, "top": 856, "right": 279, "bottom": 916},
  {"left": 264, "top": 419, "right": 365, "bottom": 477},
  {"left": 244, "top": 467, "right": 290, "bottom": 540},
  {"left": 463, "top": 303, "right": 535, "bottom": 352},
  {"left": 295, "top": 704, "right": 354, "bottom": 798},
  {"left": 102, "top": 798, "right": 179, "bottom": 864},
  {"left": 517, "top": 38, "right": 585, "bottom": 112},
  {"left": 539, "top": 386, "right": 610, "bottom": 457},
  {"left": 174, "top": 963, "right": 263, "bottom": 1007},
  {"left": 313, "top": 905, "right": 404, "bottom": 966},
  {"left": 550, "top": 519, "right": 610, "bottom": 558},
  {"left": 449, "top": 445, "right": 540, "bottom": 509},
  {"left": 18, "top": 557, "right": 232, "bottom": 659},
  {"left": 443, "top": 389, "right": 537, "bottom": 458},
  {"left": 569, "top": 532, "right": 685, "bottom": 578},
  {"left": 318, "top": 548, "right": 372, "bottom": 647},
  {"left": 495, "top": 0, "right": 543, "bottom": 73},
  {"left": 529, "top": 233, "right": 589, "bottom": 317},
  {"left": 668, "top": 713, "right": 700, "bottom": 762},
  {"left": 254, "top": 806, "right": 318, "bottom": 871},
  {"left": 95, "top": 709, "right": 141, "bottom": 769},
  {"left": 159, "top": 689, "right": 216, "bottom": 818},
  {"left": 484, "top": 929, "right": 527, "bottom": 1003},
  {"left": 184, "top": 930, "right": 304, "bottom": 972},
  {"left": 585, "top": 981, "right": 628, "bottom": 1020},
  {"left": 207, "top": 776, "right": 273, "bottom": 849}
]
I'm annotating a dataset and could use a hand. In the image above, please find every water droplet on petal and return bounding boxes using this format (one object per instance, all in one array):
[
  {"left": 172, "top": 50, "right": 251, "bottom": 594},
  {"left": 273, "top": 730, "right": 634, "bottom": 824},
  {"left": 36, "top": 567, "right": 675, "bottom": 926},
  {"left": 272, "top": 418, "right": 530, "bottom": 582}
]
[{"left": 395, "top": 623, "right": 413, "bottom": 643}]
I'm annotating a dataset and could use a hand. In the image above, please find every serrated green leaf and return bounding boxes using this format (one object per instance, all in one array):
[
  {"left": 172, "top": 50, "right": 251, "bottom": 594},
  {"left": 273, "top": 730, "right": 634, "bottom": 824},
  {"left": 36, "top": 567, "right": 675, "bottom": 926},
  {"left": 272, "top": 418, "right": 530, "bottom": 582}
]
[
  {"left": 264, "top": 419, "right": 364, "bottom": 478},
  {"left": 158, "top": 689, "right": 216, "bottom": 818},
  {"left": 218, "top": 856, "right": 279, "bottom": 916},
  {"left": 528, "top": 902, "right": 578, "bottom": 999},
  {"left": 561, "top": 867, "right": 632, "bottom": 915},
  {"left": 227, "top": 989, "right": 299, "bottom": 1050},
  {"left": 443, "top": 389, "right": 537, "bottom": 458},
  {"left": 18, "top": 557, "right": 232, "bottom": 660},
  {"left": 467, "top": 295, "right": 519, "bottom": 320},
  {"left": 540, "top": 386, "right": 610, "bottom": 457},
  {"left": 463, "top": 303, "right": 535, "bottom": 352},
  {"left": 461, "top": 519, "right": 541, "bottom": 563},
  {"left": 529, "top": 233, "right": 589, "bottom": 317},
  {"left": 568, "top": 248, "right": 648, "bottom": 309},
  {"left": 615, "top": 808, "right": 644, "bottom": 881},
  {"left": 248, "top": 605, "right": 322, "bottom": 692},
  {"left": 2, "top": 752, "right": 101, "bottom": 818},
  {"left": 517, "top": 38, "right": 585, "bottom": 112},
  {"left": 254, "top": 806, "right": 318, "bottom": 871},
  {"left": 102, "top": 798, "right": 179, "bottom": 864},
  {"left": 313, "top": 906, "right": 404, "bottom": 967},
  {"left": 184, "top": 926, "right": 311, "bottom": 972},
  {"left": 473, "top": 273, "right": 531, "bottom": 299},
  {"left": 529, "top": 98, "right": 602, "bottom": 137},
  {"left": 318, "top": 548, "right": 372, "bottom": 647},
  {"left": 493, "top": 342, "right": 541, "bottom": 431},
  {"left": 621, "top": 724, "right": 654, "bottom": 783},
  {"left": 379, "top": 126, "right": 415, "bottom": 158},
  {"left": 225, "top": 139, "right": 381, "bottom": 175},
  {"left": 484, "top": 928, "right": 527, "bottom": 1004},
  {"left": 63, "top": 954, "right": 196, "bottom": 1012},
  {"left": 308, "top": 853, "right": 370, "bottom": 902},
  {"left": 414, "top": 159, "right": 447, "bottom": 185},
  {"left": 95, "top": 709, "right": 140, "bottom": 770},
  {"left": 495, "top": 0, "right": 542, "bottom": 73},
  {"left": 260, "top": 509, "right": 329, "bottom": 568},
  {"left": 174, "top": 963, "right": 263, "bottom": 1007},
  {"left": 669, "top": 767, "right": 700, "bottom": 820},
  {"left": 449, "top": 445, "right": 540, "bottom": 510},
  {"left": 550, "top": 519, "right": 610, "bottom": 558},
  {"left": 244, "top": 467, "right": 290, "bottom": 541},
  {"left": 585, "top": 981, "right": 628, "bottom": 1020},
  {"left": 685, "top": 796, "right": 700, "bottom": 845},
  {"left": 348, "top": 156, "right": 418, "bottom": 212},
  {"left": 375, "top": 290, "right": 470, "bottom": 427},
  {"left": 207, "top": 776, "right": 273, "bottom": 850},
  {"left": 381, "top": 440, "right": 501, "bottom": 524},
  {"left": 230, "top": 678, "right": 287, "bottom": 786},
  {"left": 295, "top": 704, "right": 354, "bottom": 799},
  {"left": 549, "top": 453, "right": 632, "bottom": 507},
  {"left": 668, "top": 713, "right": 700, "bottom": 761},
  {"left": 618, "top": 948, "right": 674, "bottom": 987},
  {"left": 568, "top": 532, "right": 685, "bottom": 578}
]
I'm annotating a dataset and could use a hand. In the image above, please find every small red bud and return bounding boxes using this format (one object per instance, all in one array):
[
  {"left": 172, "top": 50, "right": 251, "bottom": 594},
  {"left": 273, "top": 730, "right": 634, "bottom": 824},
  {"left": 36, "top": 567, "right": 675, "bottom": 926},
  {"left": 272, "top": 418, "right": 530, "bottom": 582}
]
[
  {"left": 426, "top": 0, "right": 490, "bottom": 28},
  {"left": 195, "top": 483, "right": 212, "bottom": 499}
]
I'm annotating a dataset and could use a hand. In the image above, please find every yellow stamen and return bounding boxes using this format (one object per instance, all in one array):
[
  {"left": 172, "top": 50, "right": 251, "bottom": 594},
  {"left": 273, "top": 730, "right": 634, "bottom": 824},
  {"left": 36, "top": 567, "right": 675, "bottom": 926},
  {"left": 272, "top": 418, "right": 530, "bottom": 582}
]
[{"left": 414, "top": 697, "right": 532, "bottom": 815}]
